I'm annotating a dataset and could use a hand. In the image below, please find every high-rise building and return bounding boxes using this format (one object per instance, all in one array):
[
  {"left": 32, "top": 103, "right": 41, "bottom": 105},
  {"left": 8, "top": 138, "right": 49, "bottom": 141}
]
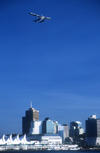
[
  {"left": 58, "top": 124, "right": 69, "bottom": 142},
  {"left": 85, "top": 115, "right": 100, "bottom": 146},
  {"left": 69, "top": 121, "right": 84, "bottom": 137},
  {"left": 42, "top": 117, "right": 58, "bottom": 134},
  {"left": 22, "top": 105, "right": 39, "bottom": 135}
]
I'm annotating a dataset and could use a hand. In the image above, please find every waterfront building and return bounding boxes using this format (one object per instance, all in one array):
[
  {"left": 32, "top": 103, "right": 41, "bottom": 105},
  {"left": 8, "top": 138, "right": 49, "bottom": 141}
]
[
  {"left": 85, "top": 115, "right": 100, "bottom": 146},
  {"left": 0, "top": 134, "right": 80, "bottom": 151},
  {"left": 58, "top": 124, "right": 69, "bottom": 142},
  {"left": 22, "top": 105, "right": 39, "bottom": 135},
  {"left": 41, "top": 134, "right": 62, "bottom": 144},
  {"left": 0, "top": 134, "right": 28, "bottom": 145},
  {"left": 42, "top": 117, "right": 58, "bottom": 134},
  {"left": 69, "top": 121, "right": 84, "bottom": 137}
]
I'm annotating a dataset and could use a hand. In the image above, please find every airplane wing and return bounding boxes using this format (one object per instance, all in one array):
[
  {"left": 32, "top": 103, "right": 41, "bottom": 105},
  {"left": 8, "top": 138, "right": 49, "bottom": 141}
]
[
  {"left": 29, "top": 13, "right": 40, "bottom": 17},
  {"left": 45, "top": 17, "right": 51, "bottom": 20}
]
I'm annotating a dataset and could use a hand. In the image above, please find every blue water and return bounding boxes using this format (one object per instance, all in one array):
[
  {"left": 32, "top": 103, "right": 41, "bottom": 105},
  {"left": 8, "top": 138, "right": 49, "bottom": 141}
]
[{"left": 4, "top": 150, "right": 100, "bottom": 153}]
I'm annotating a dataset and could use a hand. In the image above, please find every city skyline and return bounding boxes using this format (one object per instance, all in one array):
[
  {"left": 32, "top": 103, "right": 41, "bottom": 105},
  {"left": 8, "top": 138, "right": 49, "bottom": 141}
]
[{"left": 0, "top": 0, "right": 100, "bottom": 136}]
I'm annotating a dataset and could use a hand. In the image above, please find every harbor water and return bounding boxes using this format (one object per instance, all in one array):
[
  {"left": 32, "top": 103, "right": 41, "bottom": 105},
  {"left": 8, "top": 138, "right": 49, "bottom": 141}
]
[{"left": 1, "top": 150, "right": 100, "bottom": 153}]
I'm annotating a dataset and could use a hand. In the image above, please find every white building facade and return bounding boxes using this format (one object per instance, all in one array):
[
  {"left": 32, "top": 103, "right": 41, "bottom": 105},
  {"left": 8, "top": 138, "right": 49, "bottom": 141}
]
[{"left": 29, "top": 121, "right": 42, "bottom": 135}]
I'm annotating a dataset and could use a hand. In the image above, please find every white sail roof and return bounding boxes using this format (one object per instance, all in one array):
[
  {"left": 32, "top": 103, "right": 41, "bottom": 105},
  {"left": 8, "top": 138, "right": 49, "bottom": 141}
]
[
  {"left": 12, "top": 134, "right": 20, "bottom": 145},
  {"left": 19, "top": 134, "right": 30, "bottom": 144},
  {"left": 5, "top": 134, "right": 12, "bottom": 145},
  {"left": 0, "top": 134, "right": 29, "bottom": 145},
  {"left": 0, "top": 134, "right": 6, "bottom": 145}
]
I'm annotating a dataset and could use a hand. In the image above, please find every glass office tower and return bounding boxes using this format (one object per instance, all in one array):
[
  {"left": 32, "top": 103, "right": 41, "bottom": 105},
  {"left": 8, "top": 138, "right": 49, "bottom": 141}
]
[
  {"left": 86, "top": 115, "right": 100, "bottom": 137},
  {"left": 42, "top": 117, "right": 58, "bottom": 134},
  {"left": 69, "top": 121, "right": 84, "bottom": 137},
  {"left": 85, "top": 115, "right": 100, "bottom": 146}
]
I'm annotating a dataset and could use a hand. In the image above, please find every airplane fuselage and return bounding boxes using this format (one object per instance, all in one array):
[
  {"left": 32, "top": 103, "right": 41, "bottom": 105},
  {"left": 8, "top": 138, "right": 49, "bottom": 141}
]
[{"left": 29, "top": 12, "right": 51, "bottom": 23}]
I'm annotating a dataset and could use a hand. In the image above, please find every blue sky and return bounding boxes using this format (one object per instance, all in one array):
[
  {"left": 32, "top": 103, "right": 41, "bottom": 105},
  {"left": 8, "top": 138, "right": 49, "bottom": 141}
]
[{"left": 0, "top": 0, "right": 100, "bottom": 135}]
